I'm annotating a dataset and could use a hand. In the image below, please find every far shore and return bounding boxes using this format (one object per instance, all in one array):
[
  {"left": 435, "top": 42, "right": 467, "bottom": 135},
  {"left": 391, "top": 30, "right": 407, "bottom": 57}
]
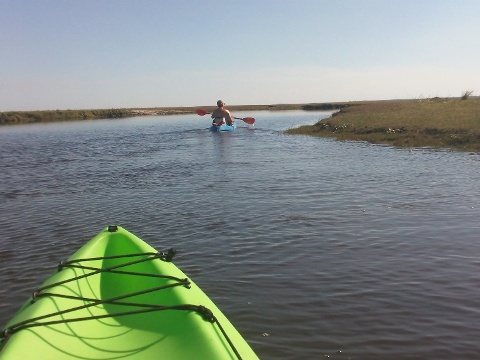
[
  {"left": 0, "top": 103, "right": 343, "bottom": 126},
  {"left": 2, "top": 98, "right": 479, "bottom": 152},
  {"left": 0, "top": 103, "right": 345, "bottom": 126}
]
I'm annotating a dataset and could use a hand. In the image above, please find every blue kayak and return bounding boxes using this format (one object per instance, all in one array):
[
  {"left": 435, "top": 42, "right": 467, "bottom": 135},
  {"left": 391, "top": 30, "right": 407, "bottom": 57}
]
[{"left": 210, "top": 124, "right": 236, "bottom": 132}]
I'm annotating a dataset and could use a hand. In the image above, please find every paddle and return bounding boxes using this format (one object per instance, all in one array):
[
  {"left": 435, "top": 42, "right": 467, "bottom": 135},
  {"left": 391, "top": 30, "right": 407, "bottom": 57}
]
[{"left": 196, "top": 109, "right": 255, "bottom": 125}]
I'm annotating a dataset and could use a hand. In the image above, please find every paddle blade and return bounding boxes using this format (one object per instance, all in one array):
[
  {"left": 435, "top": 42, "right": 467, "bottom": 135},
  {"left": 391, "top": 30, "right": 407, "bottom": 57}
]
[
  {"left": 241, "top": 117, "right": 255, "bottom": 125},
  {"left": 196, "top": 109, "right": 208, "bottom": 116}
]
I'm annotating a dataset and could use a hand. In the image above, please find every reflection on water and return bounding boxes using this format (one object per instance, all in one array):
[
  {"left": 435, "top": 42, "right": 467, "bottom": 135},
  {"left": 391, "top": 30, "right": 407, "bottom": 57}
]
[{"left": 1, "top": 112, "right": 480, "bottom": 359}]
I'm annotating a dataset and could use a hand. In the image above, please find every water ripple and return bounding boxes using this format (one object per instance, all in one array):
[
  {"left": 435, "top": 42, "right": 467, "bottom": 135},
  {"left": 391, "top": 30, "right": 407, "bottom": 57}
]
[{"left": 1, "top": 112, "right": 479, "bottom": 359}]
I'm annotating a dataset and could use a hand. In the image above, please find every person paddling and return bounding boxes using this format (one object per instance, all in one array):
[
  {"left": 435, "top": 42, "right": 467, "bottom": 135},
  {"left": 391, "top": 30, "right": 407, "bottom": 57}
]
[{"left": 211, "top": 100, "right": 234, "bottom": 127}]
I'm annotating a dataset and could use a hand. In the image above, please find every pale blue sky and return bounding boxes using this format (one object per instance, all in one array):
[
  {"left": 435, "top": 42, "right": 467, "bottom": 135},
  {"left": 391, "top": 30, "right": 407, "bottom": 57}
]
[{"left": 1, "top": 0, "right": 479, "bottom": 111}]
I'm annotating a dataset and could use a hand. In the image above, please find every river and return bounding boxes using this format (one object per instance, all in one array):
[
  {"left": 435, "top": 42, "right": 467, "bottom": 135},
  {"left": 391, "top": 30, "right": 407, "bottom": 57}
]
[{"left": 1, "top": 111, "right": 479, "bottom": 359}]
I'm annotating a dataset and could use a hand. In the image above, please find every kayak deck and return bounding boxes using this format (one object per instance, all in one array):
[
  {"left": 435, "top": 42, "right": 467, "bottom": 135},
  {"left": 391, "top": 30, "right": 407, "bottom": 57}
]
[
  {"left": 210, "top": 123, "right": 236, "bottom": 132},
  {"left": 0, "top": 226, "right": 258, "bottom": 360}
]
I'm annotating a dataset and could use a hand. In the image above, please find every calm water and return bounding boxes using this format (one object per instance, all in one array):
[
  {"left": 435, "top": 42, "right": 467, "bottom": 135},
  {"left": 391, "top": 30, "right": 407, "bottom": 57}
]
[{"left": 1, "top": 111, "right": 479, "bottom": 359}]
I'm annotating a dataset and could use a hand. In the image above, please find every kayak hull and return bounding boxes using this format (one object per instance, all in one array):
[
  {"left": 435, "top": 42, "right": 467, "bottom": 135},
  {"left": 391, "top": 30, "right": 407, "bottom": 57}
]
[
  {"left": 0, "top": 226, "right": 258, "bottom": 360},
  {"left": 210, "top": 124, "right": 236, "bottom": 132}
]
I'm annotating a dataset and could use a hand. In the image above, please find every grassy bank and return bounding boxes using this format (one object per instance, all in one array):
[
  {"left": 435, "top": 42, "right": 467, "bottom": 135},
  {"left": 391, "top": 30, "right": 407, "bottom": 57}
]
[
  {"left": 0, "top": 103, "right": 344, "bottom": 126},
  {"left": 285, "top": 98, "right": 480, "bottom": 152},
  {"left": 0, "top": 108, "right": 193, "bottom": 125}
]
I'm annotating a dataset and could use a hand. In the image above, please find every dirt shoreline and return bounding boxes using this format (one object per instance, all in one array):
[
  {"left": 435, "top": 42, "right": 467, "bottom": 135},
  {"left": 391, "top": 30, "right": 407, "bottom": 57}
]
[{"left": 129, "top": 103, "right": 345, "bottom": 116}]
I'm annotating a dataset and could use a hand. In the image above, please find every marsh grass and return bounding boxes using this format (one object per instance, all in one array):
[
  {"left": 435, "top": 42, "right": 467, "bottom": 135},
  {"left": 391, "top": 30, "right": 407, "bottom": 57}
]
[
  {"left": 286, "top": 98, "right": 480, "bottom": 152},
  {"left": 0, "top": 109, "right": 137, "bottom": 125},
  {"left": 0, "top": 103, "right": 345, "bottom": 126}
]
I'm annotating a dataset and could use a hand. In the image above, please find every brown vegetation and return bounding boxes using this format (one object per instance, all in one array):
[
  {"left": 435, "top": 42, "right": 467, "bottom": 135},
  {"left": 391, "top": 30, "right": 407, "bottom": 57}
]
[{"left": 285, "top": 98, "right": 480, "bottom": 152}]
